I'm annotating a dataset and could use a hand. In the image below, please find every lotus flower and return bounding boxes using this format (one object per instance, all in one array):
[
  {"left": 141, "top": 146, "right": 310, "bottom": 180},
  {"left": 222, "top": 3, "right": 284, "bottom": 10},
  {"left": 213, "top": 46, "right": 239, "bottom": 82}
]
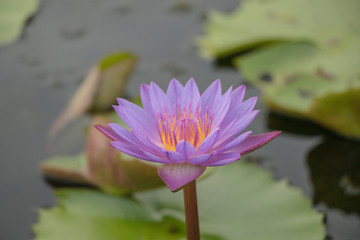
[{"left": 96, "top": 78, "right": 280, "bottom": 191}]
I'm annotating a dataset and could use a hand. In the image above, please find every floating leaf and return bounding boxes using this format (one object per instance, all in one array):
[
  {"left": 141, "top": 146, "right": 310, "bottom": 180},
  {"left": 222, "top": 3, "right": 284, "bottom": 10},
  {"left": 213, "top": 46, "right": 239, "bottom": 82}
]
[
  {"left": 49, "top": 52, "right": 137, "bottom": 137},
  {"left": 40, "top": 154, "right": 88, "bottom": 184},
  {"left": 198, "top": 0, "right": 360, "bottom": 58},
  {"left": 33, "top": 189, "right": 189, "bottom": 240},
  {"left": 309, "top": 88, "right": 360, "bottom": 140},
  {"left": 0, "top": 0, "right": 39, "bottom": 45},
  {"left": 198, "top": 0, "right": 360, "bottom": 139},
  {"left": 35, "top": 162, "right": 324, "bottom": 239},
  {"left": 136, "top": 161, "right": 325, "bottom": 240}
]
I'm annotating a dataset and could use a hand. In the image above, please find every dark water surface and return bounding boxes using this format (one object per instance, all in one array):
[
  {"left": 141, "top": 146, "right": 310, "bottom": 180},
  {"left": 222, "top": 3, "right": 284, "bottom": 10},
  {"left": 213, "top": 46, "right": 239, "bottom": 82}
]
[{"left": 0, "top": 0, "right": 359, "bottom": 239}]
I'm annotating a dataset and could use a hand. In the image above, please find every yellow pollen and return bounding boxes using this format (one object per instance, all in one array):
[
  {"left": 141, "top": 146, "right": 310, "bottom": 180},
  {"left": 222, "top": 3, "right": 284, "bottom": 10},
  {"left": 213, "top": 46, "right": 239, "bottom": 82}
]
[{"left": 157, "top": 107, "right": 212, "bottom": 151}]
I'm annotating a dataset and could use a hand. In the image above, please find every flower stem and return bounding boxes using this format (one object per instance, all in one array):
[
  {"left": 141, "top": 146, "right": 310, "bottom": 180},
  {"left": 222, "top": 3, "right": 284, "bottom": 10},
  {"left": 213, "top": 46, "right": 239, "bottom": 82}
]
[{"left": 183, "top": 180, "right": 200, "bottom": 240}]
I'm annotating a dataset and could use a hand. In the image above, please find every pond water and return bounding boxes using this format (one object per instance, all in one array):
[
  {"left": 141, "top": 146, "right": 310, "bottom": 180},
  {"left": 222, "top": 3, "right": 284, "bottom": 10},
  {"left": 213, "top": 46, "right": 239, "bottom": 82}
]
[{"left": 0, "top": 0, "right": 359, "bottom": 239}]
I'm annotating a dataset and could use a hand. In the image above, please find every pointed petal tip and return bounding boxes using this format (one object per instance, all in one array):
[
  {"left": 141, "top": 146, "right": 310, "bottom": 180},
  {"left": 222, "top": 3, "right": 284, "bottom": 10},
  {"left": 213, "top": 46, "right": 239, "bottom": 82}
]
[
  {"left": 234, "top": 131, "right": 281, "bottom": 155},
  {"left": 95, "top": 124, "right": 119, "bottom": 141},
  {"left": 158, "top": 164, "right": 206, "bottom": 192},
  {"left": 187, "top": 77, "right": 195, "bottom": 83}
]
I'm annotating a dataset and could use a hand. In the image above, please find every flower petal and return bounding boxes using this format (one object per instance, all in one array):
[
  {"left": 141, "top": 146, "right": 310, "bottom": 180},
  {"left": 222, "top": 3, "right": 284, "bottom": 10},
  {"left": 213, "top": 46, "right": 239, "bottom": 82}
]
[
  {"left": 158, "top": 164, "right": 206, "bottom": 192},
  {"left": 176, "top": 140, "right": 196, "bottom": 158},
  {"left": 149, "top": 82, "right": 171, "bottom": 115},
  {"left": 110, "top": 141, "right": 150, "bottom": 161},
  {"left": 95, "top": 125, "right": 121, "bottom": 141},
  {"left": 142, "top": 151, "right": 169, "bottom": 164},
  {"left": 202, "top": 152, "right": 240, "bottom": 166},
  {"left": 211, "top": 86, "right": 232, "bottom": 128},
  {"left": 187, "top": 153, "right": 215, "bottom": 165},
  {"left": 220, "top": 96, "right": 257, "bottom": 129},
  {"left": 166, "top": 78, "right": 184, "bottom": 106},
  {"left": 140, "top": 83, "right": 154, "bottom": 117},
  {"left": 200, "top": 79, "right": 221, "bottom": 115},
  {"left": 164, "top": 150, "right": 187, "bottom": 163},
  {"left": 219, "top": 110, "right": 259, "bottom": 142},
  {"left": 230, "top": 85, "right": 246, "bottom": 108},
  {"left": 108, "top": 123, "right": 139, "bottom": 145},
  {"left": 215, "top": 131, "right": 252, "bottom": 153},
  {"left": 229, "top": 131, "right": 281, "bottom": 155},
  {"left": 180, "top": 78, "right": 200, "bottom": 112},
  {"left": 114, "top": 99, "right": 159, "bottom": 141},
  {"left": 196, "top": 128, "right": 220, "bottom": 154}
]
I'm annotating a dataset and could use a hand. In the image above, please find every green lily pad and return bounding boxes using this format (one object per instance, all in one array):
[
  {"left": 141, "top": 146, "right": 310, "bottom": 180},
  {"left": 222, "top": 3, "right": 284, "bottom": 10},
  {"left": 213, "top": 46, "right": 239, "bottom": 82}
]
[
  {"left": 198, "top": 0, "right": 360, "bottom": 139},
  {"left": 0, "top": 0, "right": 39, "bottom": 45},
  {"left": 40, "top": 154, "right": 89, "bottom": 184},
  {"left": 198, "top": 0, "right": 360, "bottom": 58},
  {"left": 136, "top": 161, "right": 325, "bottom": 240},
  {"left": 35, "top": 162, "right": 324, "bottom": 239},
  {"left": 309, "top": 88, "right": 360, "bottom": 139},
  {"left": 34, "top": 189, "right": 221, "bottom": 240},
  {"left": 33, "top": 189, "right": 187, "bottom": 240}
]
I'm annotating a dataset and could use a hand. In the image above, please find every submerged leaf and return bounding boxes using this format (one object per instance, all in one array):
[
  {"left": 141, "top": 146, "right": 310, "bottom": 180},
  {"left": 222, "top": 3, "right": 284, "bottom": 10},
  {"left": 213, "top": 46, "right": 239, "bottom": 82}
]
[
  {"left": 49, "top": 52, "right": 137, "bottom": 137},
  {"left": 0, "top": 0, "right": 39, "bottom": 45},
  {"left": 136, "top": 161, "right": 325, "bottom": 240}
]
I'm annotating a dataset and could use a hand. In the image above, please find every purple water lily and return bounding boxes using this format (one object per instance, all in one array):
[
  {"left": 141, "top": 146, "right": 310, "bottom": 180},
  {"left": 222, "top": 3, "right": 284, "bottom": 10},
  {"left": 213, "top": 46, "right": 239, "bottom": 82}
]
[{"left": 96, "top": 78, "right": 280, "bottom": 191}]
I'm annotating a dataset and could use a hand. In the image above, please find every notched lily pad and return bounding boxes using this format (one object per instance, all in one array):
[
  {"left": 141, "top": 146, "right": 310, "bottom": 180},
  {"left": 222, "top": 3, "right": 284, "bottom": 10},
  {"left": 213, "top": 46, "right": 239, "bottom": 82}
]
[{"left": 136, "top": 161, "right": 325, "bottom": 240}]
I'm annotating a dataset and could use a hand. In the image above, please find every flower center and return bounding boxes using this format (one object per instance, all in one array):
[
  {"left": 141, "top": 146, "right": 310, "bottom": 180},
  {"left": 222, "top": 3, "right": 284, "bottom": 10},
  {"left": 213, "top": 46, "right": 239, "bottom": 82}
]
[{"left": 156, "top": 104, "right": 213, "bottom": 151}]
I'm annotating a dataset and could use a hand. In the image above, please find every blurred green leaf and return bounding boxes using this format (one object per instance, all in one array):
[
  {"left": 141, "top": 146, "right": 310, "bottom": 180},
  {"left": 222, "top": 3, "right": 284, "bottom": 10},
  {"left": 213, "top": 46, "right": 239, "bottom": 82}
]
[
  {"left": 0, "top": 0, "right": 39, "bottom": 45},
  {"left": 92, "top": 53, "right": 137, "bottom": 111},
  {"left": 40, "top": 154, "right": 89, "bottom": 184},
  {"left": 309, "top": 88, "right": 360, "bottom": 139},
  {"left": 35, "top": 162, "right": 324, "bottom": 239},
  {"left": 136, "top": 161, "right": 325, "bottom": 240},
  {"left": 33, "top": 189, "right": 189, "bottom": 240},
  {"left": 198, "top": 0, "right": 360, "bottom": 58},
  {"left": 198, "top": 0, "right": 360, "bottom": 139}
]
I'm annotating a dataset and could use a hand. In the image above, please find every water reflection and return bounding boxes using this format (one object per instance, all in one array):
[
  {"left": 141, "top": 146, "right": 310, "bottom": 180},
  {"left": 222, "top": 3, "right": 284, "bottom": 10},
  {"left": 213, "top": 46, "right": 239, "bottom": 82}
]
[
  {"left": 267, "top": 111, "right": 324, "bottom": 136},
  {"left": 268, "top": 112, "right": 360, "bottom": 215},
  {"left": 307, "top": 136, "right": 360, "bottom": 215}
]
